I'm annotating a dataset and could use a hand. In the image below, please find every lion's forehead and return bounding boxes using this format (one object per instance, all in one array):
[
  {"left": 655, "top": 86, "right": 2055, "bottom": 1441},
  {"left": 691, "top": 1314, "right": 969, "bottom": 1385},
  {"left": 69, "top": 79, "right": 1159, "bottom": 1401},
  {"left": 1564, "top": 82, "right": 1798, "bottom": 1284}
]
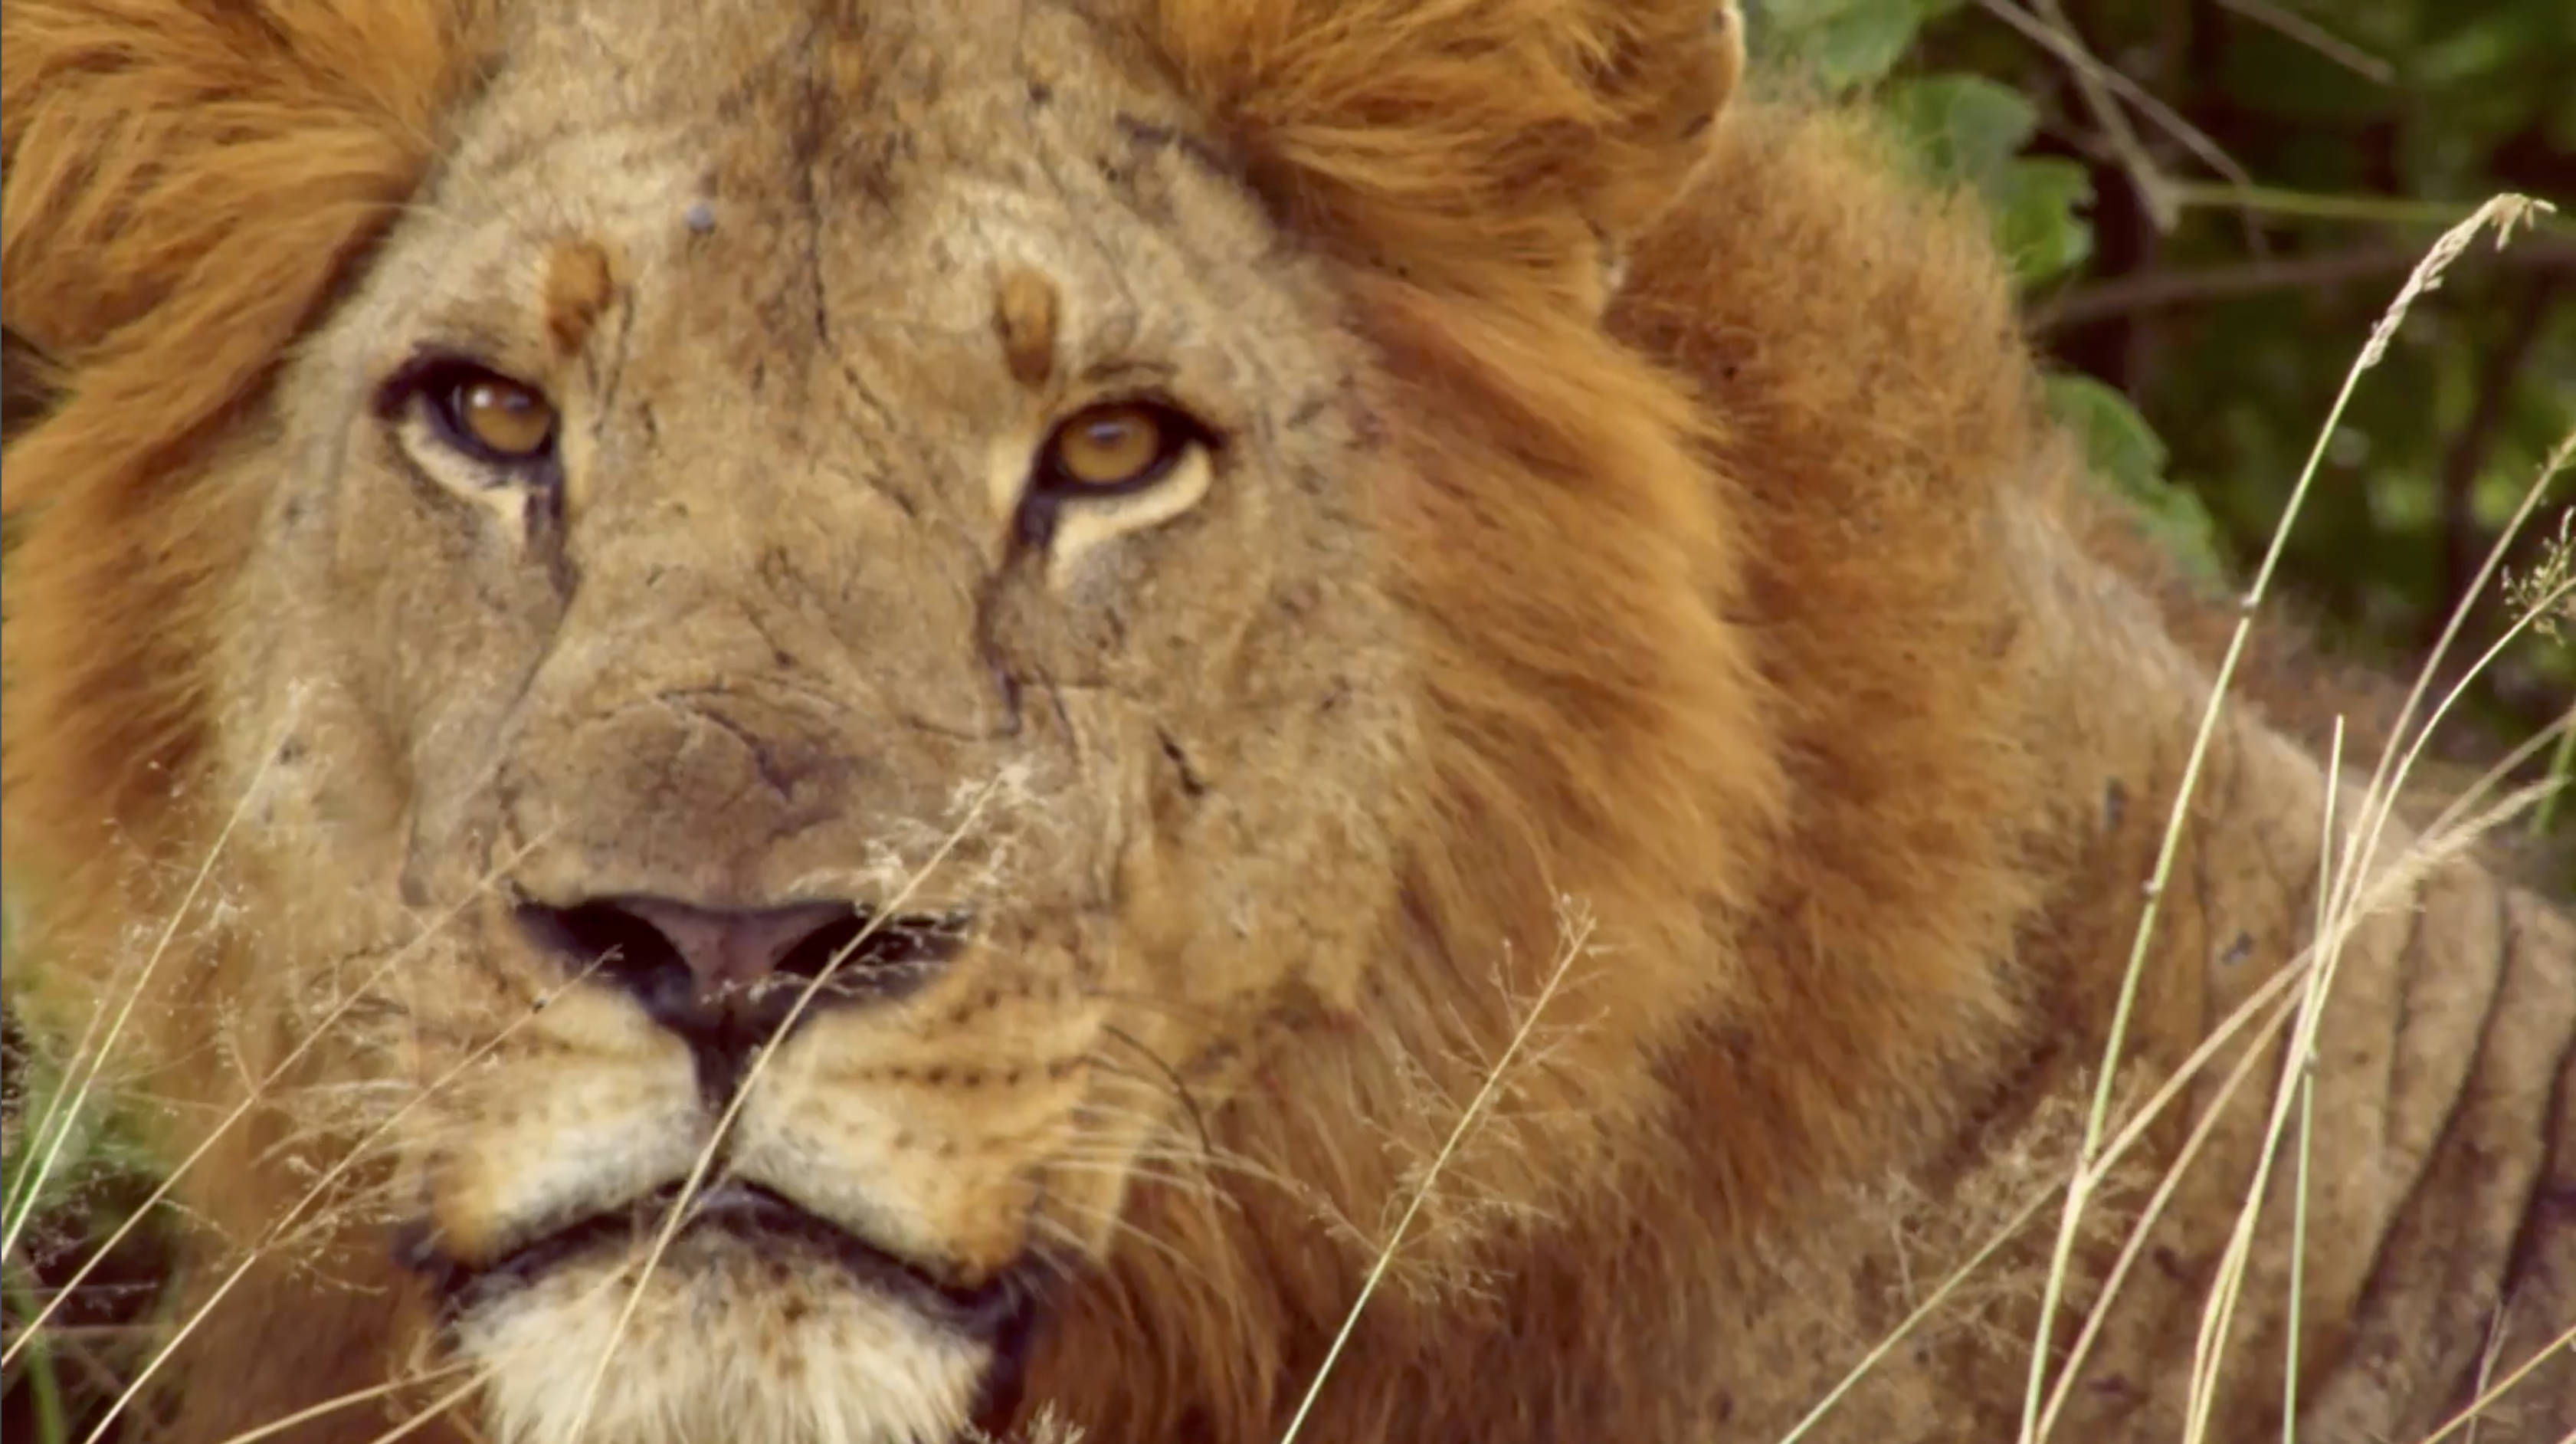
[
  {"left": 441, "top": 0, "right": 1227, "bottom": 268},
  {"left": 367, "top": 0, "right": 1303, "bottom": 455},
  {"left": 485, "top": 0, "right": 1134, "bottom": 120}
]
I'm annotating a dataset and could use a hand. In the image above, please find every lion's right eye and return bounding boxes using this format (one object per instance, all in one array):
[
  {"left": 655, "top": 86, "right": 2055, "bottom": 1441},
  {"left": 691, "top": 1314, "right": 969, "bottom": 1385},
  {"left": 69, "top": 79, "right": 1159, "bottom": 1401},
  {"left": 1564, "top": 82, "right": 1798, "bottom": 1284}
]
[
  {"left": 418, "top": 363, "right": 559, "bottom": 467},
  {"left": 1034, "top": 401, "right": 1204, "bottom": 500}
]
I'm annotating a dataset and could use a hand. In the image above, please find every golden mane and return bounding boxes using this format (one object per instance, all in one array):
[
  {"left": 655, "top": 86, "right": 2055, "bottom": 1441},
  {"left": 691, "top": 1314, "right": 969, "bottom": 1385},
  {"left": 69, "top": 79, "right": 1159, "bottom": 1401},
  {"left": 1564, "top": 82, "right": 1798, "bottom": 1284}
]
[
  {"left": 1031, "top": 29, "right": 2073, "bottom": 1427},
  {"left": 2, "top": 0, "right": 489, "bottom": 918}
]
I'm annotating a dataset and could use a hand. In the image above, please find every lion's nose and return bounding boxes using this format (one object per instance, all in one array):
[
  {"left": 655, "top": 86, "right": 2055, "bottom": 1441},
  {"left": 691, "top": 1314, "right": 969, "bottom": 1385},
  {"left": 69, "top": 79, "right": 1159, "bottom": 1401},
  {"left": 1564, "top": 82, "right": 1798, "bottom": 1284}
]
[{"left": 514, "top": 895, "right": 967, "bottom": 1040}]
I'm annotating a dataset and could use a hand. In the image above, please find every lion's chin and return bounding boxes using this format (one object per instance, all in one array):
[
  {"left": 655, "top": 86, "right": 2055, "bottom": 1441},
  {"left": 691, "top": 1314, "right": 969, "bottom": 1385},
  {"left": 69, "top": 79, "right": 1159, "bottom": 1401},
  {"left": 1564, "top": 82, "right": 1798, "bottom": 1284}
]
[{"left": 446, "top": 1217, "right": 1018, "bottom": 1444}]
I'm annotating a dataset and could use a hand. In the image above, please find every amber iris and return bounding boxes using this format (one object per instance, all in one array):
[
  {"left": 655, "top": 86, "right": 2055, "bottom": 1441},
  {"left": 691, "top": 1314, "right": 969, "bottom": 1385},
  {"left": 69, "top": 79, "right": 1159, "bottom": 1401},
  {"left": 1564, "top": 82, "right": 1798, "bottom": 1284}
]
[
  {"left": 1047, "top": 403, "right": 1181, "bottom": 488},
  {"left": 452, "top": 374, "right": 556, "bottom": 459}
]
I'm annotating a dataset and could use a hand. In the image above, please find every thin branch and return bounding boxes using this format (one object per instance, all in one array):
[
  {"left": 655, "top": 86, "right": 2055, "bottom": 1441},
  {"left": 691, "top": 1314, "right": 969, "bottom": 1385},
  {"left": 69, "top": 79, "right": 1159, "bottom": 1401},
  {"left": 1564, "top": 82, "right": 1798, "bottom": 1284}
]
[
  {"left": 1975, "top": 0, "right": 2256, "bottom": 234},
  {"left": 2165, "top": 181, "right": 2576, "bottom": 231},
  {"left": 2032, "top": 238, "right": 2576, "bottom": 330},
  {"left": 2024, "top": 0, "right": 2176, "bottom": 229},
  {"left": 2213, "top": 0, "right": 2393, "bottom": 84}
]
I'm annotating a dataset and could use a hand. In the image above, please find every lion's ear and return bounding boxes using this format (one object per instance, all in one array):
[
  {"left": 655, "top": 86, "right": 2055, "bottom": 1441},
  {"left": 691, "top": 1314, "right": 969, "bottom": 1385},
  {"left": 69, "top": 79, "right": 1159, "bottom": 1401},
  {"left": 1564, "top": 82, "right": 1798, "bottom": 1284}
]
[
  {"left": 0, "top": 0, "right": 490, "bottom": 515},
  {"left": 1150, "top": 0, "right": 1744, "bottom": 310}
]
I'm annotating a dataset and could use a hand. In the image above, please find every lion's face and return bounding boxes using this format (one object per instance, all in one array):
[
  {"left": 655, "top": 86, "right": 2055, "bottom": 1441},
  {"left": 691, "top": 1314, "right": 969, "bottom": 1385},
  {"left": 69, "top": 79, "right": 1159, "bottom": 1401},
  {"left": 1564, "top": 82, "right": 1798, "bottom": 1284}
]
[{"left": 226, "top": 4, "right": 1418, "bottom": 1437}]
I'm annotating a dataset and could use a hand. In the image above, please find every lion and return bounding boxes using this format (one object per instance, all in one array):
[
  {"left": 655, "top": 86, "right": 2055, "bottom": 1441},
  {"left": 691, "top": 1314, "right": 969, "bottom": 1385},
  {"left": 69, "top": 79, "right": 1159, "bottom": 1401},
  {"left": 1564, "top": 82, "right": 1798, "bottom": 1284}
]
[{"left": 2, "top": 1, "right": 2569, "bottom": 1441}]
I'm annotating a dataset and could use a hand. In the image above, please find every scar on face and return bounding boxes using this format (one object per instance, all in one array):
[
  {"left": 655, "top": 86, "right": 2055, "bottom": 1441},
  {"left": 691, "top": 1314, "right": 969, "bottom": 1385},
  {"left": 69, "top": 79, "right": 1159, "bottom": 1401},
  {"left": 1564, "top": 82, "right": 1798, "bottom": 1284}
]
[
  {"left": 541, "top": 237, "right": 618, "bottom": 358},
  {"left": 992, "top": 266, "right": 1060, "bottom": 389}
]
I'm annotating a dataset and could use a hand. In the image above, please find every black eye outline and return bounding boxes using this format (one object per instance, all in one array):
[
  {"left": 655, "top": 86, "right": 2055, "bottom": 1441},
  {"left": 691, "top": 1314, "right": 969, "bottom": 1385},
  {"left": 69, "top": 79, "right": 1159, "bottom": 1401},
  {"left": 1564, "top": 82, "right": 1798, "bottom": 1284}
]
[
  {"left": 1027, "top": 399, "right": 1215, "bottom": 504},
  {"left": 375, "top": 351, "right": 562, "bottom": 478}
]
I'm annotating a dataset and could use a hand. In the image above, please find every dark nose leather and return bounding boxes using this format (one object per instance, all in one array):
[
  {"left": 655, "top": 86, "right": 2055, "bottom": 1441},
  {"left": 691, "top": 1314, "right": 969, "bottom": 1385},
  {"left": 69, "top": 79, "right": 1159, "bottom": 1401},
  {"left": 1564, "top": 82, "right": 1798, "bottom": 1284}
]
[
  {"left": 514, "top": 894, "right": 968, "bottom": 1049},
  {"left": 618, "top": 896, "right": 853, "bottom": 993}
]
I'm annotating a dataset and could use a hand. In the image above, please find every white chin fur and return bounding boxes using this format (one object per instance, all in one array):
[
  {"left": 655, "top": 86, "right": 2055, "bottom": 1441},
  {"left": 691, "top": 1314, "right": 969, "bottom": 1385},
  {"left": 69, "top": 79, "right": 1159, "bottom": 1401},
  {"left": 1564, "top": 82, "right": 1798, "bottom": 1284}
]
[{"left": 454, "top": 1241, "right": 991, "bottom": 1444}]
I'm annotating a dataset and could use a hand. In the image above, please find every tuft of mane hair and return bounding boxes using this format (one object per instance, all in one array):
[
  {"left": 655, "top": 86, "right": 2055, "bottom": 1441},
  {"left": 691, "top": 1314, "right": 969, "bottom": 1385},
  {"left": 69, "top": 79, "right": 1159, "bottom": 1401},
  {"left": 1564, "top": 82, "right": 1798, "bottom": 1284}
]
[{"left": 1, "top": 0, "right": 493, "bottom": 914}]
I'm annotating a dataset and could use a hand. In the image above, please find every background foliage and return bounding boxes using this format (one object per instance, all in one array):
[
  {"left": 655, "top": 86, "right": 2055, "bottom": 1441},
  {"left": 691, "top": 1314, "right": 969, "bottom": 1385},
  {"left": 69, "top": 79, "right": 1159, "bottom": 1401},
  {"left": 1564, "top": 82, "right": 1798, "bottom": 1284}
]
[{"left": 1752, "top": 0, "right": 2574, "bottom": 766}]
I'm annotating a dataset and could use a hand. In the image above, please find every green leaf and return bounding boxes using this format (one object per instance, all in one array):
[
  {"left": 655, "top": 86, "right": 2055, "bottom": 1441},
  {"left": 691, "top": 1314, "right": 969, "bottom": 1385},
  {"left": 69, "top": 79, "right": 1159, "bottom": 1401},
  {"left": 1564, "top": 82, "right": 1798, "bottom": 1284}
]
[
  {"left": 1878, "top": 74, "right": 2040, "bottom": 195},
  {"left": 2047, "top": 374, "right": 2224, "bottom": 583},
  {"left": 2048, "top": 374, "right": 2165, "bottom": 491},
  {"left": 1989, "top": 156, "right": 2096, "bottom": 287},
  {"left": 1754, "top": 0, "right": 1930, "bottom": 90},
  {"left": 1874, "top": 75, "right": 2093, "bottom": 290}
]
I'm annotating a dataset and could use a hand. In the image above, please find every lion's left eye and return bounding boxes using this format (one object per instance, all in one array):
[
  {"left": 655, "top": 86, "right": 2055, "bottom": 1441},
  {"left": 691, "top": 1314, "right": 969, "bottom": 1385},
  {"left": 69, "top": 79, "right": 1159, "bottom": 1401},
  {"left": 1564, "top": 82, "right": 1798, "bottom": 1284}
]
[
  {"left": 1033, "top": 401, "right": 1202, "bottom": 498},
  {"left": 430, "top": 367, "right": 559, "bottom": 464}
]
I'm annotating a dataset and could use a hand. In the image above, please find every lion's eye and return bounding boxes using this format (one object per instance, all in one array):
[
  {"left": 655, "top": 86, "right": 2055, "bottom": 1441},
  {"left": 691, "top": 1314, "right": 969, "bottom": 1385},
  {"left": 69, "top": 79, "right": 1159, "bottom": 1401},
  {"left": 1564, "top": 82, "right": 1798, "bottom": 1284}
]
[
  {"left": 1037, "top": 402, "right": 1197, "bottom": 496},
  {"left": 431, "top": 368, "right": 557, "bottom": 464}
]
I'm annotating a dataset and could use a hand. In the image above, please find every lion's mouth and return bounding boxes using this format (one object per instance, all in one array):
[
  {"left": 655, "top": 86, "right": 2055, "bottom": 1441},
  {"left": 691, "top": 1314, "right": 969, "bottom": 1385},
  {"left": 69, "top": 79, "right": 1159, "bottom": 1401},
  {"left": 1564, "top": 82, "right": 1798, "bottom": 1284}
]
[{"left": 405, "top": 1180, "right": 1034, "bottom": 1341}]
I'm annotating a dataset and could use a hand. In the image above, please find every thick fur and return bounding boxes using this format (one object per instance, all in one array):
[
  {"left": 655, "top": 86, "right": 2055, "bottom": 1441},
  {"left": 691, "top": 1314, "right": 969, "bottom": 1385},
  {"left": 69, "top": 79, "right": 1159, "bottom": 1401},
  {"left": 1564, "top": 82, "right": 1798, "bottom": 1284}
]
[{"left": 3, "top": 3, "right": 2570, "bottom": 1443}]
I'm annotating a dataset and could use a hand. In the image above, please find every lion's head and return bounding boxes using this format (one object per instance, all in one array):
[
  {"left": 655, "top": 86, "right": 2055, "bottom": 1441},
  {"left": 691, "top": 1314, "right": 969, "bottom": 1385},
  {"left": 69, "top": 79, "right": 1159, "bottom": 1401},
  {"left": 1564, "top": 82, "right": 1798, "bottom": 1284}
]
[{"left": 5, "top": 3, "right": 1899, "bottom": 1440}]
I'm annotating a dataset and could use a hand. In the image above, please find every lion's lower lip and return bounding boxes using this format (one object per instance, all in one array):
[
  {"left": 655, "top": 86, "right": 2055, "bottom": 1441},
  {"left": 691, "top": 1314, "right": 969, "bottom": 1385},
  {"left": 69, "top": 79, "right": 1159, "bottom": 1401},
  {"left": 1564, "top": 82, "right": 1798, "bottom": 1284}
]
[{"left": 415, "top": 1181, "right": 1032, "bottom": 1339}]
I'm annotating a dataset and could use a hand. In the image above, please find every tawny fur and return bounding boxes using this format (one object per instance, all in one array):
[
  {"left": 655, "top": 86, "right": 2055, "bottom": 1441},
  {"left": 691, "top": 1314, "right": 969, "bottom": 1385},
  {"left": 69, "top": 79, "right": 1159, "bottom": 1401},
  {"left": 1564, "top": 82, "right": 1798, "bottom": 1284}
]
[{"left": 2, "top": 3, "right": 2569, "bottom": 1443}]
